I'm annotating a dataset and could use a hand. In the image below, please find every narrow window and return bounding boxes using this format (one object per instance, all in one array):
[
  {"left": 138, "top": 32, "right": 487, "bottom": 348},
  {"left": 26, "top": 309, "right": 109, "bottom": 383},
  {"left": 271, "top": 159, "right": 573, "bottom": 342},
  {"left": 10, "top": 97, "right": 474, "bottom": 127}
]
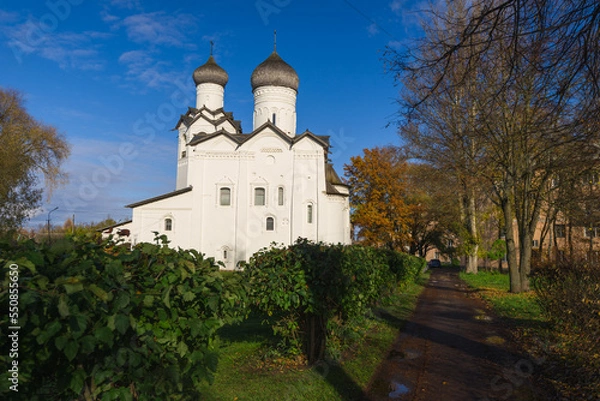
[
  {"left": 223, "top": 249, "right": 228, "bottom": 259},
  {"left": 278, "top": 187, "right": 284, "bottom": 206},
  {"left": 220, "top": 187, "right": 231, "bottom": 206},
  {"left": 181, "top": 150, "right": 186, "bottom": 158},
  {"left": 266, "top": 217, "right": 274, "bottom": 231},
  {"left": 272, "top": 113, "right": 277, "bottom": 126},
  {"left": 255, "top": 187, "right": 266, "bottom": 206},
  {"left": 307, "top": 204, "right": 313, "bottom": 224},
  {"left": 165, "top": 218, "right": 172, "bottom": 231}
]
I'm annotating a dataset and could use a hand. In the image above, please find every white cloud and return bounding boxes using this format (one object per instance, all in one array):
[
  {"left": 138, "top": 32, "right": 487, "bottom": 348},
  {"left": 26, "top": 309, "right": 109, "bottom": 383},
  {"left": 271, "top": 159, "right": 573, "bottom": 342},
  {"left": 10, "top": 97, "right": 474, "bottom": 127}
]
[
  {"left": 118, "top": 12, "right": 197, "bottom": 48},
  {"left": 118, "top": 49, "right": 181, "bottom": 89},
  {"left": 110, "top": 0, "right": 142, "bottom": 10},
  {"left": 3, "top": 17, "right": 107, "bottom": 70},
  {"left": 101, "top": 10, "right": 120, "bottom": 24},
  {"left": 0, "top": 10, "right": 19, "bottom": 23},
  {"left": 118, "top": 49, "right": 153, "bottom": 65},
  {"left": 40, "top": 136, "right": 176, "bottom": 226},
  {"left": 390, "top": 0, "right": 404, "bottom": 14},
  {"left": 387, "top": 40, "right": 403, "bottom": 50},
  {"left": 367, "top": 23, "right": 379, "bottom": 37}
]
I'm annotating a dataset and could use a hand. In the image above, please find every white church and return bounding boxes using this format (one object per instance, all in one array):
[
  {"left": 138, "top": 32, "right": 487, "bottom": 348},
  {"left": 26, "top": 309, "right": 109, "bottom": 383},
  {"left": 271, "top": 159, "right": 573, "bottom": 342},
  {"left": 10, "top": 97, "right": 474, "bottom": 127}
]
[{"left": 106, "top": 45, "right": 351, "bottom": 269}]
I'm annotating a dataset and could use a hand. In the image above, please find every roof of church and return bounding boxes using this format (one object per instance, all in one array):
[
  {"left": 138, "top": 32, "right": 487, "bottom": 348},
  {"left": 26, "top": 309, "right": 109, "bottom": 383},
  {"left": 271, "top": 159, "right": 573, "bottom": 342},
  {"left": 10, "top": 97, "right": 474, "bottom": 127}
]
[
  {"left": 325, "top": 181, "right": 349, "bottom": 197},
  {"left": 187, "top": 122, "right": 331, "bottom": 149},
  {"left": 251, "top": 51, "right": 299, "bottom": 91},
  {"left": 193, "top": 55, "right": 229, "bottom": 87},
  {"left": 325, "top": 163, "right": 347, "bottom": 186},
  {"left": 96, "top": 219, "right": 133, "bottom": 232},
  {"left": 175, "top": 106, "right": 242, "bottom": 133},
  {"left": 325, "top": 163, "right": 350, "bottom": 197},
  {"left": 126, "top": 186, "right": 193, "bottom": 208}
]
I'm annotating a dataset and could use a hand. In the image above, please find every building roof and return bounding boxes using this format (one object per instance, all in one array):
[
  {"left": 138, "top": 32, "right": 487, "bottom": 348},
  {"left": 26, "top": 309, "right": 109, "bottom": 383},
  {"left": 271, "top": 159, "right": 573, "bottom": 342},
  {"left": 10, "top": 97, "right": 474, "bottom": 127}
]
[
  {"left": 251, "top": 51, "right": 299, "bottom": 91},
  {"left": 125, "top": 186, "right": 193, "bottom": 208},
  {"left": 192, "top": 55, "right": 229, "bottom": 87},
  {"left": 175, "top": 106, "right": 242, "bottom": 133},
  {"left": 187, "top": 121, "right": 332, "bottom": 151},
  {"left": 325, "top": 163, "right": 350, "bottom": 197},
  {"left": 325, "top": 181, "right": 349, "bottom": 197},
  {"left": 97, "top": 219, "right": 132, "bottom": 233},
  {"left": 325, "top": 163, "right": 348, "bottom": 186}
]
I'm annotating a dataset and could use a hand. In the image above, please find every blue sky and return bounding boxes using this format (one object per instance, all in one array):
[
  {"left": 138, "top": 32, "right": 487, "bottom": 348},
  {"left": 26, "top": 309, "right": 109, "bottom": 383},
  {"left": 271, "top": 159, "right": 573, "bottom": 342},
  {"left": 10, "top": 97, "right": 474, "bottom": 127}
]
[{"left": 0, "top": 0, "right": 426, "bottom": 228}]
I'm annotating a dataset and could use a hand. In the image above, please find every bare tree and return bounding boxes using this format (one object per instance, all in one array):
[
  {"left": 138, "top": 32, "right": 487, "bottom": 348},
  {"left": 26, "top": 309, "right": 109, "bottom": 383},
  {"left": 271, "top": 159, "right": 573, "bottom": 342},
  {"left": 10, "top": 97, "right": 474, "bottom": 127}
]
[
  {"left": 388, "top": 0, "right": 600, "bottom": 292},
  {"left": 395, "top": 0, "right": 486, "bottom": 273}
]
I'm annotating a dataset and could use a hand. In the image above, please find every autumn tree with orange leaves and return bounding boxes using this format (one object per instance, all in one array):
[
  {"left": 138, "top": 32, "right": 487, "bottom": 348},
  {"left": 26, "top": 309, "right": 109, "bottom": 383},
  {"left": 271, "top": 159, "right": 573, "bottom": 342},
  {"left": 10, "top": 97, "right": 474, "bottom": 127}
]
[{"left": 344, "top": 147, "right": 413, "bottom": 251}]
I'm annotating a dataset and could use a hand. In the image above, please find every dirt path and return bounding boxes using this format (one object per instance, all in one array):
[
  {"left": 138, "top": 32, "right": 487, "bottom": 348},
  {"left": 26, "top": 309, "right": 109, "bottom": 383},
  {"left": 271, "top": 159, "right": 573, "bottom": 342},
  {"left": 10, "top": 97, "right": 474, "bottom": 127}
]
[{"left": 364, "top": 268, "right": 545, "bottom": 401}]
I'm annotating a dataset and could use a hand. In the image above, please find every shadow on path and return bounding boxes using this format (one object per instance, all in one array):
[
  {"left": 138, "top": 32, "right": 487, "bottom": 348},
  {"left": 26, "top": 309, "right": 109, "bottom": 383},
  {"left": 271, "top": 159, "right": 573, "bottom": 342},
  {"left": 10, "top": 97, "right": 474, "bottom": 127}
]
[{"left": 364, "top": 268, "right": 547, "bottom": 401}]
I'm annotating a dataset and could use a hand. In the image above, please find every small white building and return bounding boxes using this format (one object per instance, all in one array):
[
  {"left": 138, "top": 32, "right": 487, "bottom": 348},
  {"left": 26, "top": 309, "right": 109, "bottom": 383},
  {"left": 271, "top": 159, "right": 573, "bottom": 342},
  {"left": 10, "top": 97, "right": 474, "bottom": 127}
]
[{"left": 121, "top": 46, "right": 351, "bottom": 269}]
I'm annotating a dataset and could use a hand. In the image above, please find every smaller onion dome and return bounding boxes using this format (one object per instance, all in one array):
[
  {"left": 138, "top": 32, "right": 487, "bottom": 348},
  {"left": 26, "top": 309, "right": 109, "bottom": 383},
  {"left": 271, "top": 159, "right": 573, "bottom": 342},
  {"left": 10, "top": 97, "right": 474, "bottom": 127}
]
[
  {"left": 251, "top": 51, "right": 299, "bottom": 92},
  {"left": 193, "top": 55, "right": 229, "bottom": 87}
]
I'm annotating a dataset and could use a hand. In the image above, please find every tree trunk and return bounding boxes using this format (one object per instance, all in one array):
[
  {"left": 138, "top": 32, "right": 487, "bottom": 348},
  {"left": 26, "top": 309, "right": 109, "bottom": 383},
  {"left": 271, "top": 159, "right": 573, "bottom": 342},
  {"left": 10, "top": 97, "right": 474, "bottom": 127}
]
[
  {"left": 518, "top": 229, "right": 532, "bottom": 292},
  {"left": 502, "top": 198, "right": 522, "bottom": 292},
  {"left": 305, "top": 314, "right": 326, "bottom": 365},
  {"left": 462, "top": 184, "right": 479, "bottom": 274}
]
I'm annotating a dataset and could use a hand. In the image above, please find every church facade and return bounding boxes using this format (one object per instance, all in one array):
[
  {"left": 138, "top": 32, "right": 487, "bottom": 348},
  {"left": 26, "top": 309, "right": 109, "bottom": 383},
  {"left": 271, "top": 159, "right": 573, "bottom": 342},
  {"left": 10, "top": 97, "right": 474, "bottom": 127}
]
[{"left": 118, "top": 47, "right": 351, "bottom": 269}]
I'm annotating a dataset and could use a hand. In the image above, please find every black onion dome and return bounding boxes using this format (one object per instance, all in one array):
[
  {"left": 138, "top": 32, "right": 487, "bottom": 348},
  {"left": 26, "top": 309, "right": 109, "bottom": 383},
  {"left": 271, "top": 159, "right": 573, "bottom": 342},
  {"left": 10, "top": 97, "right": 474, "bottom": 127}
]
[
  {"left": 251, "top": 51, "right": 299, "bottom": 91},
  {"left": 193, "top": 55, "right": 228, "bottom": 87}
]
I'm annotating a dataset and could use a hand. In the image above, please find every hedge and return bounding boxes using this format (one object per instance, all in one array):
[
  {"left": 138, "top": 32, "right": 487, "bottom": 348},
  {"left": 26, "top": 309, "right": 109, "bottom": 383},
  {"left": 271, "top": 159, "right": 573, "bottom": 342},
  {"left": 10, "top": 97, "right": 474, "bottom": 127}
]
[
  {"left": 242, "top": 239, "right": 424, "bottom": 363},
  {"left": 0, "top": 234, "right": 247, "bottom": 400}
]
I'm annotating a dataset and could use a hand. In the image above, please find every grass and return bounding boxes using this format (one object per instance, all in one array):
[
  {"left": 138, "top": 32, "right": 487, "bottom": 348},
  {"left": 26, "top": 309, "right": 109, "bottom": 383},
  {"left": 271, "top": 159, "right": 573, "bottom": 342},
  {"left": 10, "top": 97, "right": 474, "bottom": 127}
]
[
  {"left": 197, "top": 272, "right": 430, "bottom": 401},
  {"left": 459, "top": 270, "right": 546, "bottom": 323}
]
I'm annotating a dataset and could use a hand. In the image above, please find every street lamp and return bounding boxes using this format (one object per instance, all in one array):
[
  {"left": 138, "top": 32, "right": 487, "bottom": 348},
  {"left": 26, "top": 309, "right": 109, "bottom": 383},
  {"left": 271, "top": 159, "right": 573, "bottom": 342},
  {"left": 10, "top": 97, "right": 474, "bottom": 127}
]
[{"left": 47, "top": 207, "right": 58, "bottom": 243}]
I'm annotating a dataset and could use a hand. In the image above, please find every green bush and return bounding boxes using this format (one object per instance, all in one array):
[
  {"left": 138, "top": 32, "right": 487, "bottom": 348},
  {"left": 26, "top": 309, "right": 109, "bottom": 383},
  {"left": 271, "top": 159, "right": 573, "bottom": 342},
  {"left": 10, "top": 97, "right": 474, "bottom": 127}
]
[
  {"left": 242, "top": 239, "right": 423, "bottom": 364},
  {"left": 380, "top": 249, "right": 425, "bottom": 283},
  {"left": 0, "top": 234, "right": 247, "bottom": 400}
]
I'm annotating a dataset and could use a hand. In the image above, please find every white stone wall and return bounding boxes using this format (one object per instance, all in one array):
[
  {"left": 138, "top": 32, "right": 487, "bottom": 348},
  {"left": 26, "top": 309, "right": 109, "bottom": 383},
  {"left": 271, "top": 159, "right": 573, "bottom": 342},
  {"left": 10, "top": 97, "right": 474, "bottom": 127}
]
[
  {"left": 196, "top": 83, "right": 224, "bottom": 110},
  {"left": 130, "top": 191, "right": 194, "bottom": 249},
  {"left": 170, "top": 127, "right": 348, "bottom": 268},
  {"left": 253, "top": 86, "right": 297, "bottom": 136}
]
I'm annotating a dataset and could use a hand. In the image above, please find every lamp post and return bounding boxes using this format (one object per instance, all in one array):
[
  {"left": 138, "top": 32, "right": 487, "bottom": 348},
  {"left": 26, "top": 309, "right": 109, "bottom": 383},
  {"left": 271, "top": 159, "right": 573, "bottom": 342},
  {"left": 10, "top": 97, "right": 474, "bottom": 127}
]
[{"left": 47, "top": 207, "right": 58, "bottom": 243}]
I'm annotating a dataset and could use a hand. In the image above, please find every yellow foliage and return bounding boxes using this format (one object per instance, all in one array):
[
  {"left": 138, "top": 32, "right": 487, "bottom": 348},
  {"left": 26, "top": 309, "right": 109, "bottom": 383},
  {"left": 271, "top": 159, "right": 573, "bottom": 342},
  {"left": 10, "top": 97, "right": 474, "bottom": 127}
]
[{"left": 344, "top": 147, "right": 414, "bottom": 250}]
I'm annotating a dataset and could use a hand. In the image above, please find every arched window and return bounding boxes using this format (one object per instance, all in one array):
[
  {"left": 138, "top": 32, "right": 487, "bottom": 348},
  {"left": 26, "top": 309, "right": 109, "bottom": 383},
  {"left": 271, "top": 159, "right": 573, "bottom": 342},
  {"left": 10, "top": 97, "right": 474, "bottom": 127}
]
[
  {"left": 220, "top": 187, "right": 231, "bottom": 206},
  {"left": 266, "top": 217, "right": 274, "bottom": 231},
  {"left": 272, "top": 113, "right": 277, "bottom": 126},
  {"left": 278, "top": 186, "right": 284, "bottom": 206},
  {"left": 307, "top": 204, "right": 313, "bottom": 224},
  {"left": 165, "top": 218, "right": 173, "bottom": 231},
  {"left": 255, "top": 187, "right": 266, "bottom": 206}
]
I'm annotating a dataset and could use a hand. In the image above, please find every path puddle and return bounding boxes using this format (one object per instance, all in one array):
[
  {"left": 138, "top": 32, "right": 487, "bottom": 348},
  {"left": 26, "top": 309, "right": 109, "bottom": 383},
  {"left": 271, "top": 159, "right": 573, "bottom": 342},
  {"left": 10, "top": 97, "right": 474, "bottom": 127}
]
[{"left": 388, "top": 381, "right": 410, "bottom": 399}]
